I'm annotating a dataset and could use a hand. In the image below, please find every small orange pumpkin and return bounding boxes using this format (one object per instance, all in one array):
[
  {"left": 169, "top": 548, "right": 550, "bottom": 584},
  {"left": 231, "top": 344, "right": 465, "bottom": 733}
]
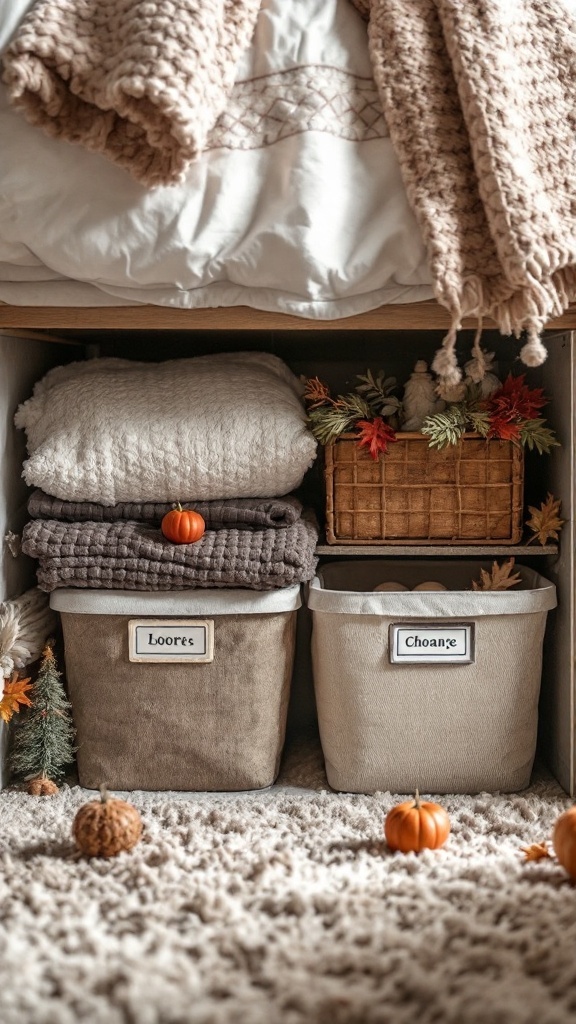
[
  {"left": 552, "top": 806, "right": 576, "bottom": 879},
  {"left": 72, "top": 785, "right": 143, "bottom": 858},
  {"left": 161, "top": 503, "right": 205, "bottom": 544},
  {"left": 384, "top": 790, "right": 450, "bottom": 853}
]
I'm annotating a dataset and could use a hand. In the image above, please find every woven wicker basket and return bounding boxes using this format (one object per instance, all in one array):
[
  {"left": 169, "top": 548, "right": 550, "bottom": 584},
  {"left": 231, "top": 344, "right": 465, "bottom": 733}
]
[{"left": 324, "top": 432, "right": 524, "bottom": 544}]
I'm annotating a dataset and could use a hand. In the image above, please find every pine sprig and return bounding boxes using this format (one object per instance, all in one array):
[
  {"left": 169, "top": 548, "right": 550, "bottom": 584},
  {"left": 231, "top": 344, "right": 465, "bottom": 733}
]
[
  {"left": 334, "top": 393, "right": 372, "bottom": 419},
  {"left": 420, "top": 406, "right": 469, "bottom": 449},
  {"left": 307, "top": 407, "right": 358, "bottom": 445},
  {"left": 466, "top": 409, "right": 491, "bottom": 437}
]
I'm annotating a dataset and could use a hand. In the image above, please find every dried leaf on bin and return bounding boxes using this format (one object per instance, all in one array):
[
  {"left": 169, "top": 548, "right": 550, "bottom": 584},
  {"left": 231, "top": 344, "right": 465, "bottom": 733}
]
[{"left": 471, "top": 557, "right": 522, "bottom": 591}]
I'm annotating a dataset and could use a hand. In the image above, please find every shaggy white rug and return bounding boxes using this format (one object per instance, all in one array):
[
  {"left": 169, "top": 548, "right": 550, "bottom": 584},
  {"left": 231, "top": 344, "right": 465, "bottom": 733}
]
[{"left": 1, "top": 738, "right": 576, "bottom": 1024}]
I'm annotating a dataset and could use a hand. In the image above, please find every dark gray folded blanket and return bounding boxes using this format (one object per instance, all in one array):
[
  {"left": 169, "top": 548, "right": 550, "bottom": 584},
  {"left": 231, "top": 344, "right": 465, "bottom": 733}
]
[
  {"left": 22, "top": 516, "right": 319, "bottom": 592},
  {"left": 27, "top": 490, "right": 303, "bottom": 530}
]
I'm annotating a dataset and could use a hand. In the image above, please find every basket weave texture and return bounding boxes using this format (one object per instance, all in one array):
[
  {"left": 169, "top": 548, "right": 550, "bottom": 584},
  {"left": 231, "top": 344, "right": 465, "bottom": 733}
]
[{"left": 324, "top": 432, "right": 524, "bottom": 545}]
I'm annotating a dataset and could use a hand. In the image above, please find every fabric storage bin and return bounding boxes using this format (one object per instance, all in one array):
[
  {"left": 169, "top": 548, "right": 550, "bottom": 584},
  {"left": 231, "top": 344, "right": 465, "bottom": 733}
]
[
  {"left": 50, "top": 586, "right": 301, "bottom": 792},
  {"left": 308, "top": 561, "right": 557, "bottom": 794}
]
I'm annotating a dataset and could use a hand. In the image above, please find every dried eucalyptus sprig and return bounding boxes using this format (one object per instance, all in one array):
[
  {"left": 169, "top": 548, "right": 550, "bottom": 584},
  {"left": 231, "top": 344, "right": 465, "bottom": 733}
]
[
  {"left": 421, "top": 375, "right": 559, "bottom": 453},
  {"left": 303, "top": 371, "right": 400, "bottom": 453},
  {"left": 355, "top": 369, "right": 402, "bottom": 418}
]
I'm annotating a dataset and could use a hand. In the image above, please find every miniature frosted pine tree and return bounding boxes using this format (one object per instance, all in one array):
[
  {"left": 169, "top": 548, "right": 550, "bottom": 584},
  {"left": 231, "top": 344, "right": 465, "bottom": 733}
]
[{"left": 9, "top": 641, "right": 76, "bottom": 795}]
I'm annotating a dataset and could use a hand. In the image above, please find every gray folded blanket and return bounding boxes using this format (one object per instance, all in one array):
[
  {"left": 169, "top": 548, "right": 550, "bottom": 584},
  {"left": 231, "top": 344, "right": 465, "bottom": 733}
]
[
  {"left": 22, "top": 517, "right": 319, "bottom": 592},
  {"left": 27, "top": 490, "right": 303, "bottom": 530}
]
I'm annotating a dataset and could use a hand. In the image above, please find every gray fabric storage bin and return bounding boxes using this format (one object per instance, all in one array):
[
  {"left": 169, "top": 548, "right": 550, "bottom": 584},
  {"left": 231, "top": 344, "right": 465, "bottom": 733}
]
[
  {"left": 51, "top": 586, "right": 301, "bottom": 792},
  {"left": 308, "top": 561, "right": 557, "bottom": 794}
]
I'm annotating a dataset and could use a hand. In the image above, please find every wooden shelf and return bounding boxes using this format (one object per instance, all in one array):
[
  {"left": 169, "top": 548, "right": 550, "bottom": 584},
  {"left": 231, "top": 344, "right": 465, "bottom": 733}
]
[
  {"left": 0, "top": 300, "right": 575, "bottom": 332},
  {"left": 316, "top": 543, "right": 558, "bottom": 557}
]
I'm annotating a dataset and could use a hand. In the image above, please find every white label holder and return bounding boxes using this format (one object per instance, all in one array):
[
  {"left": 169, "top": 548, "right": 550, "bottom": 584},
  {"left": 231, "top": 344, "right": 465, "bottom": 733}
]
[
  {"left": 128, "top": 619, "right": 214, "bottom": 663},
  {"left": 389, "top": 622, "right": 475, "bottom": 665}
]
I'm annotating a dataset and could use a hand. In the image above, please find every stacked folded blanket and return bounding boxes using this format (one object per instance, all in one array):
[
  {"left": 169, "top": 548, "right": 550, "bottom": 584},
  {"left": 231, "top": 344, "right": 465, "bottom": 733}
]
[
  {"left": 27, "top": 490, "right": 304, "bottom": 530},
  {"left": 17, "top": 355, "right": 320, "bottom": 593},
  {"left": 22, "top": 499, "right": 319, "bottom": 592}
]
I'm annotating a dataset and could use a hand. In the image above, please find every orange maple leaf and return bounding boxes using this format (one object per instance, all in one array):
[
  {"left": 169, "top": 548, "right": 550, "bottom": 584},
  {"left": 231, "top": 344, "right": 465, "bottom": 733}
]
[
  {"left": 0, "top": 673, "right": 33, "bottom": 724},
  {"left": 520, "top": 842, "right": 552, "bottom": 862}
]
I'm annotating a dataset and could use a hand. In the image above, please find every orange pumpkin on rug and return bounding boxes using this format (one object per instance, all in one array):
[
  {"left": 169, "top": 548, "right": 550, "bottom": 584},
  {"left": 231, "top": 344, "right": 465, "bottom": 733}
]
[
  {"left": 161, "top": 503, "right": 205, "bottom": 544},
  {"left": 385, "top": 790, "right": 450, "bottom": 853},
  {"left": 552, "top": 806, "right": 576, "bottom": 879}
]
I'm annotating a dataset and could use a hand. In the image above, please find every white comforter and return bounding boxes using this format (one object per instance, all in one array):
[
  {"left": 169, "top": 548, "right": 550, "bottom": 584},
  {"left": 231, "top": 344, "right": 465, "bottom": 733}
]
[{"left": 0, "top": 0, "right": 434, "bottom": 316}]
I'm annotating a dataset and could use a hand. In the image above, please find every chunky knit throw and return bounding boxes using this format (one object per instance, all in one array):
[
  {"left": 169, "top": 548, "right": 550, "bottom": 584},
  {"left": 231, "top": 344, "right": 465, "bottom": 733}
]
[
  {"left": 21, "top": 517, "right": 319, "bottom": 592},
  {"left": 1, "top": 0, "right": 261, "bottom": 188},
  {"left": 357, "top": 0, "right": 576, "bottom": 384}
]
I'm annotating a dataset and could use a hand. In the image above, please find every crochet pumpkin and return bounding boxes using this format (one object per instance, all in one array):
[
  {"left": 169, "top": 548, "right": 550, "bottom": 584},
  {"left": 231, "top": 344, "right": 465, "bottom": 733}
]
[{"left": 72, "top": 785, "right": 143, "bottom": 858}]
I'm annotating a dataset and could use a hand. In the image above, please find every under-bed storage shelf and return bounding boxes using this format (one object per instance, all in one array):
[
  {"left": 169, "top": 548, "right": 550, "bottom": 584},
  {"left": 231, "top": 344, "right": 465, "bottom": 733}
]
[
  {"left": 315, "top": 543, "right": 558, "bottom": 556},
  {"left": 0, "top": 324, "right": 573, "bottom": 796},
  {"left": 1, "top": 300, "right": 576, "bottom": 332}
]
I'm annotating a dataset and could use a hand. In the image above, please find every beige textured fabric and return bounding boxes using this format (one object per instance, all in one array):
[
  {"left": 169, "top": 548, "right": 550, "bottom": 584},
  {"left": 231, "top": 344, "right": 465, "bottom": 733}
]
[
  {"left": 364, "top": 0, "right": 576, "bottom": 386},
  {"left": 309, "top": 561, "right": 556, "bottom": 794},
  {"left": 60, "top": 608, "right": 296, "bottom": 791},
  {"left": 2, "top": 0, "right": 261, "bottom": 187}
]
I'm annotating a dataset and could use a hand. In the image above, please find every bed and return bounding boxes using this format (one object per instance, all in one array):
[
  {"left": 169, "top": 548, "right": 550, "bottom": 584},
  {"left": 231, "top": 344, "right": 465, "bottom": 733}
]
[
  {"left": 0, "top": 0, "right": 436, "bottom": 318},
  {"left": 0, "top": 0, "right": 575, "bottom": 798},
  {"left": 0, "top": 0, "right": 575, "bottom": 360}
]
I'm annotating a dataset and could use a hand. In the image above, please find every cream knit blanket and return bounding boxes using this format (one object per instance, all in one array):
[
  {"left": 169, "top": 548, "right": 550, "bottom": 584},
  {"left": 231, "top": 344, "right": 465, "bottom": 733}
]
[
  {"left": 358, "top": 0, "right": 576, "bottom": 384},
  {"left": 1, "top": 0, "right": 261, "bottom": 188}
]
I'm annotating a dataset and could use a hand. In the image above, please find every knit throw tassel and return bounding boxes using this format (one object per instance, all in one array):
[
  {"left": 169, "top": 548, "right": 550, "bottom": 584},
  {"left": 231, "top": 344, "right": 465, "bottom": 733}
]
[
  {"left": 431, "top": 323, "right": 462, "bottom": 398},
  {"left": 366, "top": 0, "right": 576, "bottom": 366}
]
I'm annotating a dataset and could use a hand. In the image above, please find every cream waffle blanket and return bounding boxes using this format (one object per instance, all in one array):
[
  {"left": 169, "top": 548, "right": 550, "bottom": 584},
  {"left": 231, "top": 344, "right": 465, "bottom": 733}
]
[{"left": 15, "top": 354, "right": 317, "bottom": 505}]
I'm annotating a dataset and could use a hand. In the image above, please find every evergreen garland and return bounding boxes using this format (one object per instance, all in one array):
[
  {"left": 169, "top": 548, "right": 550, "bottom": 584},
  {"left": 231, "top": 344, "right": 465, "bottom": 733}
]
[{"left": 9, "top": 642, "right": 76, "bottom": 786}]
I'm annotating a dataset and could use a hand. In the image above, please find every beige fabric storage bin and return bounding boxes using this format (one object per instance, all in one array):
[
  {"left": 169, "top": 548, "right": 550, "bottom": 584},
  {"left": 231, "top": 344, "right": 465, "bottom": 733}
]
[
  {"left": 51, "top": 586, "right": 301, "bottom": 792},
  {"left": 308, "top": 562, "right": 557, "bottom": 794}
]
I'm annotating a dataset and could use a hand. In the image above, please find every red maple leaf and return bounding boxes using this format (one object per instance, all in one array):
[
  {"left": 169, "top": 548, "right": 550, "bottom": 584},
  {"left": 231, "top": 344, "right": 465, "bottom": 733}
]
[
  {"left": 487, "top": 416, "right": 522, "bottom": 442},
  {"left": 355, "top": 417, "right": 397, "bottom": 460},
  {"left": 486, "top": 374, "right": 547, "bottom": 422}
]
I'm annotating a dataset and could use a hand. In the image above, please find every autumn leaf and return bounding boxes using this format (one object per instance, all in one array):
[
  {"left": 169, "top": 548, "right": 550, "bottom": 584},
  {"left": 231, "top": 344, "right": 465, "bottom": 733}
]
[
  {"left": 486, "top": 416, "right": 522, "bottom": 442},
  {"left": 526, "top": 494, "right": 565, "bottom": 546},
  {"left": 0, "top": 672, "right": 33, "bottom": 723},
  {"left": 302, "top": 376, "right": 335, "bottom": 410},
  {"left": 520, "top": 842, "right": 552, "bottom": 862},
  {"left": 487, "top": 374, "right": 547, "bottom": 422},
  {"left": 355, "top": 417, "right": 397, "bottom": 460},
  {"left": 471, "top": 557, "right": 522, "bottom": 591}
]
